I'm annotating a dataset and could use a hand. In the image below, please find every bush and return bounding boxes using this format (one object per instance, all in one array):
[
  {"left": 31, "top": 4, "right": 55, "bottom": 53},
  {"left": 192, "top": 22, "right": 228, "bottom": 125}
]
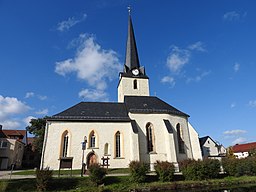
[
  {"left": 222, "top": 157, "right": 256, "bottom": 177},
  {"left": 0, "top": 181, "right": 8, "bottom": 192},
  {"left": 129, "top": 161, "right": 149, "bottom": 183},
  {"left": 154, "top": 161, "right": 175, "bottom": 182},
  {"left": 36, "top": 167, "right": 53, "bottom": 191},
  {"left": 88, "top": 163, "right": 107, "bottom": 186},
  {"left": 179, "top": 159, "right": 220, "bottom": 180},
  {"left": 202, "top": 159, "right": 221, "bottom": 179}
]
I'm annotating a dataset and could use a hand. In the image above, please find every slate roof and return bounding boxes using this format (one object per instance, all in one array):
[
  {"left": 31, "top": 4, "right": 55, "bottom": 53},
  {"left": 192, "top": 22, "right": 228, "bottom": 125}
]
[
  {"left": 48, "top": 96, "right": 188, "bottom": 122},
  {"left": 124, "top": 96, "right": 189, "bottom": 117},
  {"left": 122, "top": 14, "right": 148, "bottom": 78},
  {"left": 232, "top": 142, "right": 256, "bottom": 153},
  {"left": 49, "top": 102, "right": 130, "bottom": 122},
  {"left": 199, "top": 136, "right": 218, "bottom": 147}
]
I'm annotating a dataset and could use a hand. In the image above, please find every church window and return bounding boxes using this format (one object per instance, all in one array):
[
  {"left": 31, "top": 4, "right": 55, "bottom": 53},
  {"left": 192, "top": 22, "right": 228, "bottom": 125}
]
[
  {"left": 177, "top": 123, "right": 185, "bottom": 153},
  {"left": 115, "top": 131, "right": 121, "bottom": 158},
  {"left": 133, "top": 79, "right": 138, "bottom": 89},
  {"left": 104, "top": 143, "right": 109, "bottom": 155},
  {"left": 146, "top": 123, "right": 155, "bottom": 153},
  {"left": 89, "top": 131, "right": 96, "bottom": 148},
  {"left": 61, "top": 131, "right": 69, "bottom": 157}
]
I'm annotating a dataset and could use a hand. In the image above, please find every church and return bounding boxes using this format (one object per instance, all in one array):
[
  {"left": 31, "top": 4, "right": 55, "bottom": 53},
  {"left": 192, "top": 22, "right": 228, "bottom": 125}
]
[{"left": 41, "top": 13, "right": 202, "bottom": 171}]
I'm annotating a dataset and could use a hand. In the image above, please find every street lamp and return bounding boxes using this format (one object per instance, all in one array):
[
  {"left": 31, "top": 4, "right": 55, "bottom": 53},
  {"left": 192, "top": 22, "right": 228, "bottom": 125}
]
[{"left": 81, "top": 136, "right": 87, "bottom": 177}]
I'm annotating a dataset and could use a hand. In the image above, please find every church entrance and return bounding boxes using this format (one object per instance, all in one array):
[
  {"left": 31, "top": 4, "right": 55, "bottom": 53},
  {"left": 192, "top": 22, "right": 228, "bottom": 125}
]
[{"left": 86, "top": 152, "right": 97, "bottom": 168}]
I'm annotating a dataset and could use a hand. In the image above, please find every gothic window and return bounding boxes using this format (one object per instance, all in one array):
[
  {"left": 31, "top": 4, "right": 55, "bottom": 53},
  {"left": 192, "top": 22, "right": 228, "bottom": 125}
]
[
  {"left": 146, "top": 123, "right": 155, "bottom": 153},
  {"left": 61, "top": 131, "right": 69, "bottom": 157},
  {"left": 133, "top": 79, "right": 138, "bottom": 89},
  {"left": 177, "top": 123, "right": 185, "bottom": 153},
  {"left": 89, "top": 131, "right": 96, "bottom": 148},
  {"left": 115, "top": 131, "right": 121, "bottom": 158}
]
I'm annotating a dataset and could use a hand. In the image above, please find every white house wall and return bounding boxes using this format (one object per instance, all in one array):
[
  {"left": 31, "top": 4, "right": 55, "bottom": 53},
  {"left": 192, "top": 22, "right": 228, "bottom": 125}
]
[
  {"left": 202, "top": 138, "right": 219, "bottom": 157},
  {"left": 188, "top": 122, "right": 202, "bottom": 160},
  {"left": 128, "top": 113, "right": 194, "bottom": 167},
  {"left": 42, "top": 121, "right": 139, "bottom": 170}
]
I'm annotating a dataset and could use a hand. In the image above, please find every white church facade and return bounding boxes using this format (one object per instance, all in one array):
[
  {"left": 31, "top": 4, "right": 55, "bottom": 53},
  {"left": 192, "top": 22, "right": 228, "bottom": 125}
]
[{"left": 41, "top": 14, "right": 202, "bottom": 171}]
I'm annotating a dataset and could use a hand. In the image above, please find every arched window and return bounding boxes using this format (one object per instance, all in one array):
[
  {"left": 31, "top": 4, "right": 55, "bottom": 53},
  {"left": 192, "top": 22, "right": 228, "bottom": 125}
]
[
  {"left": 89, "top": 131, "right": 96, "bottom": 148},
  {"left": 177, "top": 123, "right": 185, "bottom": 153},
  {"left": 61, "top": 131, "right": 69, "bottom": 157},
  {"left": 104, "top": 143, "right": 109, "bottom": 156},
  {"left": 146, "top": 123, "right": 155, "bottom": 153},
  {"left": 133, "top": 79, "right": 138, "bottom": 89},
  {"left": 115, "top": 131, "right": 121, "bottom": 158}
]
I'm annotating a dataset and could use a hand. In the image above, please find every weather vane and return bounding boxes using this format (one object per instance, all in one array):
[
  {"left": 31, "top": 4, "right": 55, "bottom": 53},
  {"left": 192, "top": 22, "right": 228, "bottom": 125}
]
[{"left": 127, "top": 5, "right": 131, "bottom": 15}]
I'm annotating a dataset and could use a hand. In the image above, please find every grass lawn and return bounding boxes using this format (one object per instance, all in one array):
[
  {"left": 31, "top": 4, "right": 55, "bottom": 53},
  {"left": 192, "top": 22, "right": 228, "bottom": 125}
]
[
  {"left": 12, "top": 168, "right": 130, "bottom": 176},
  {"left": 1, "top": 175, "right": 256, "bottom": 192}
]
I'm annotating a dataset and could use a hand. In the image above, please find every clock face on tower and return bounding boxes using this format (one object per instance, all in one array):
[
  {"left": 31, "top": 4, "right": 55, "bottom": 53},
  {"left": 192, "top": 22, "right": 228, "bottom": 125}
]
[{"left": 132, "top": 69, "right": 139, "bottom": 76}]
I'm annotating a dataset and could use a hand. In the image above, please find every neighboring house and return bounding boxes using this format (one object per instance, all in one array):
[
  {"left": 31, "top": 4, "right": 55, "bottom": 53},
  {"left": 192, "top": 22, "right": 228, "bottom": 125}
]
[
  {"left": 41, "top": 13, "right": 202, "bottom": 171},
  {"left": 0, "top": 125, "right": 26, "bottom": 170},
  {"left": 199, "top": 136, "right": 226, "bottom": 158},
  {"left": 232, "top": 142, "right": 256, "bottom": 159}
]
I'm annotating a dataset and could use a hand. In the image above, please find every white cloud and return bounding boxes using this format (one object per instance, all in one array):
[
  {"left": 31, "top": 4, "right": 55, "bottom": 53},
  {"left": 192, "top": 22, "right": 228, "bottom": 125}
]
[
  {"left": 232, "top": 137, "right": 247, "bottom": 145},
  {"left": 186, "top": 70, "right": 211, "bottom": 83},
  {"left": 223, "top": 11, "right": 240, "bottom": 21},
  {"left": 166, "top": 46, "right": 190, "bottom": 72},
  {"left": 224, "top": 129, "right": 247, "bottom": 135},
  {"left": 55, "top": 35, "right": 122, "bottom": 93},
  {"left": 25, "top": 92, "right": 47, "bottom": 100},
  {"left": 79, "top": 89, "right": 109, "bottom": 101},
  {"left": 234, "top": 63, "right": 240, "bottom": 72},
  {"left": 161, "top": 76, "right": 175, "bottom": 87},
  {"left": 249, "top": 100, "right": 256, "bottom": 108},
  {"left": 25, "top": 92, "right": 35, "bottom": 98},
  {"left": 57, "top": 13, "right": 87, "bottom": 32},
  {"left": 0, "top": 95, "right": 30, "bottom": 121},
  {"left": 188, "top": 41, "right": 206, "bottom": 52},
  {"left": 1, "top": 120, "right": 20, "bottom": 129},
  {"left": 38, "top": 95, "right": 47, "bottom": 101},
  {"left": 35, "top": 109, "right": 49, "bottom": 115},
  {"left": 23, "top": 116, "right": 36, "bottom": 126}
]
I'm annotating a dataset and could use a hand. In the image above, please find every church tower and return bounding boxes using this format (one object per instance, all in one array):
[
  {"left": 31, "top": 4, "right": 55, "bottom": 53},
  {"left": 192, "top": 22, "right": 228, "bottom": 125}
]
[{"left": 118, "top": 12, "right": 150, "bottom": 102}]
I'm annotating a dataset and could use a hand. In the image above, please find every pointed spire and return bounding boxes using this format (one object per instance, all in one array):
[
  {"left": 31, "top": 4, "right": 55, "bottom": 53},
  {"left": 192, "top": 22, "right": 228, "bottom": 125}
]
[{"left": 124, "top": 8, "right": 141, "bottom": 72}]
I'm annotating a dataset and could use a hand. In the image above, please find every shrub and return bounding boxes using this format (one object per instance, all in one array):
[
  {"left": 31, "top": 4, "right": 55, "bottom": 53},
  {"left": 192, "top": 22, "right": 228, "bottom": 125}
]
[
  {"left": 129, "top": 160, "right": 149, "bottom": 183},
  {"left": 36, "top": 167, "right": 53, "bottom": 191},
  {"left": 0, "top": 181, "right": 8, "bottom": 192},
  {"left": 222, "top": 158, "right": 238, "bottom": 176},
  {"left": 180, "top": 159, "right": 202, "bottom": 180},
  {"left": 202, "top": 158, "right": 220, "bottom": 179},
  {"left": 88, "top": 163, "right": 107, "bottom": 186},
  {"left": 154, "top": 161, "right": 175, "bottom": 182},
  {"left": 222, "top": 157, "right": 256, "bottom": 177},
  {"left": 179, "top": 159, "right": 220, "bottom": 180}
]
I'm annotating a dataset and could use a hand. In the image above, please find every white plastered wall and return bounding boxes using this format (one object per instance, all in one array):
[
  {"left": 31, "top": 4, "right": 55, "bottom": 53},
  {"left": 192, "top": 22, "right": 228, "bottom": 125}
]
[
  {"left": 187, "top": 122, "right": 202, "bottom": 160},
  {"left": 41, "top": 121, "right": 139, "bottom": 170},
  {"left": 118, "top": 77, "right": 149, "bottom": 102},
  {"left": 128, "top": 113, "right": 194, "bottom": 169}
]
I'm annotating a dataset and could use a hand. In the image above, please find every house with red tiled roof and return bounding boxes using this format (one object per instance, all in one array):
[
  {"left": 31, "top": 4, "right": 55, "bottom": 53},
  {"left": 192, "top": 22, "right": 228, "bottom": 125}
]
[
  {"left": 2, "top": 129, "right": 27, "bottom": 144},
  {"left": 0, "top": 125, "right": 26, "bottom": 170},
  {"left": 232, "top": 142, "right": 256, "bottom": 159}
]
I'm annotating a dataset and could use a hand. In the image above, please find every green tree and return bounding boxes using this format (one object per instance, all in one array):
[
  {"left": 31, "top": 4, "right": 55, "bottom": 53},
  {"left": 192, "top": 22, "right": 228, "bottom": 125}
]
[
  {"left": 26, "top": 117, "right": 47, "bottom": 154},
  {"left": 249, "top": 148, "right": 256, "bottom": 157}
]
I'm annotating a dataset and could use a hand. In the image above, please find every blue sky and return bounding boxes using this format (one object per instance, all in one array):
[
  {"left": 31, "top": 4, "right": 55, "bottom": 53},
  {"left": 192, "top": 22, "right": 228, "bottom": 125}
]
[{"left": 0, "top": 0, "right": 256, "bottom": 147}]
